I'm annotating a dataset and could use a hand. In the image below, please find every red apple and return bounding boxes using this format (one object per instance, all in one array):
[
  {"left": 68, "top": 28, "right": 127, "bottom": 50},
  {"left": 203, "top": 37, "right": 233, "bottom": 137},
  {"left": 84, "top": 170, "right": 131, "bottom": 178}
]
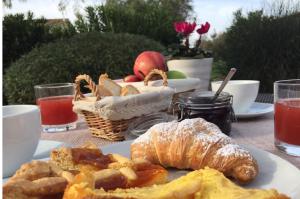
[
  {"left": 133, "top": 51, "right": 167, "bottom": 80},
  {"left": 123, "top": 74, "right": 141, "bottom": 82}
]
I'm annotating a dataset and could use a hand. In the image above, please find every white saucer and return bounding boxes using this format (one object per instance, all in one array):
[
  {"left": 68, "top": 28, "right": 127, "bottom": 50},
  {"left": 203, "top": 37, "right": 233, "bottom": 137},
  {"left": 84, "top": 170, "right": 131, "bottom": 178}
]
[
  {"left": 235, "top": 102, "right": 273, "bottom": 119},
  {"left": 33, "top": 140, "right": 64, "bottom": 159}
]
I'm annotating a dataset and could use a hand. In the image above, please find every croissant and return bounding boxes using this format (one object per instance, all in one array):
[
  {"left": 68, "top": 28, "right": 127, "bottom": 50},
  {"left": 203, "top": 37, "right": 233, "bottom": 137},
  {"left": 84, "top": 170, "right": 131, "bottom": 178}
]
[{"left": 131, "top": 118, "right": 258, "bottom": 183}]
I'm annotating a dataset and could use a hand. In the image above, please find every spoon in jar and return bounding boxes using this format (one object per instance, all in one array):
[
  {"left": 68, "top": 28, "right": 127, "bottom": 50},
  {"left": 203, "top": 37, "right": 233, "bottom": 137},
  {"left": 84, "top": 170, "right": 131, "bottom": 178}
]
[{"left": 210, "top": 68, "right": 237, "bottom": 103}]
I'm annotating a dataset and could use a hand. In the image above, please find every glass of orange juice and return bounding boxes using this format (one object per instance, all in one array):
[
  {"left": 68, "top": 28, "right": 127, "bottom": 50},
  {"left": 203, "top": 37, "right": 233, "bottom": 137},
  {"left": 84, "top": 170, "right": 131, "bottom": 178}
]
[
  {"left": 274, "top": 79, "right": 300, "bottom": 156},
  {"left": 34, "top": 83, "right": 78, "bottom": 132}
]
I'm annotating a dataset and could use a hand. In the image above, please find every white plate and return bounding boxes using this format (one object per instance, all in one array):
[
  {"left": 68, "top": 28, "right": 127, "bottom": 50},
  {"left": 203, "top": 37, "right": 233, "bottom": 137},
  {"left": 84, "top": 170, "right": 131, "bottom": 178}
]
[
  {"left": 235, "top": 102, "right": 273, "bottom": 118},
  {"left": 101, "top": 140, "right": 300, "bottom": 198},
  {"left": 33, "top": 140, "right": 64, "bottom": 159}
]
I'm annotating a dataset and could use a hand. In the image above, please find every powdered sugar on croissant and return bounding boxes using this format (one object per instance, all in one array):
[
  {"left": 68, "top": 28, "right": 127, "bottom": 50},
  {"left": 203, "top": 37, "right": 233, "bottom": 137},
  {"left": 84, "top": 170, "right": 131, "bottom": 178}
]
[{"left": 131, "top": 118, "right": 258, "bottom": 183}]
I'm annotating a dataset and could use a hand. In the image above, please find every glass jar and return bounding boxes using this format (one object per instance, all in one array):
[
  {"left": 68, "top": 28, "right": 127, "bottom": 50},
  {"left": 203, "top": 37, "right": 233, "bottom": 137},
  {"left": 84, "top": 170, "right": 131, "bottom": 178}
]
[
  {"left": 174, "top": 91, "right": 235, "bottom": 135},
  {"left": 128, "top": 112, "right": 175, "bottom": 137}
]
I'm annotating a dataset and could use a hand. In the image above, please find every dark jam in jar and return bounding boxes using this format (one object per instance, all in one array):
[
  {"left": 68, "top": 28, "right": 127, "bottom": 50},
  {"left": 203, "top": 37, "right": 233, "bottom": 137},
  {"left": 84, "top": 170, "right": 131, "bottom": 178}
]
[{"left": 175, "top": 91, "right": 235, "bottom": 135}]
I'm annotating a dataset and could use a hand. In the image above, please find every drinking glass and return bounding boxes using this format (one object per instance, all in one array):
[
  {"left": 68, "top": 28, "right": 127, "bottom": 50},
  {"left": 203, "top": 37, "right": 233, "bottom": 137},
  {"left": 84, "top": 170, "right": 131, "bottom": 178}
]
[
  {"left": 274, "top": 79, "right": 300, "bottom": 156},
  {"left": 34, "top": 83, "right": 78, "bottom": 132}
]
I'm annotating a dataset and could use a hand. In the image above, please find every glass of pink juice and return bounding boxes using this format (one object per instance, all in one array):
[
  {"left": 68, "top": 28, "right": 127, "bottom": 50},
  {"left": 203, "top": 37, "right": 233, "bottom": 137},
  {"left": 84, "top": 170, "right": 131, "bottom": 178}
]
[
  {"left": 34, "top": 83, "right": 78, "bottom": 132},
  {"left": 274, "top": 79, "right": 300, "bottom": 156}
]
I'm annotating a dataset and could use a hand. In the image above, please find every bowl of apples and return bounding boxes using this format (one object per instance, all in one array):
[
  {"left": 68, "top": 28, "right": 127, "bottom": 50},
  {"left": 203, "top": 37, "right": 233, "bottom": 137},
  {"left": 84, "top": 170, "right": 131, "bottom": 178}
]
[{"left": 120, "top": 51, "right": 201, "bottom": 93}]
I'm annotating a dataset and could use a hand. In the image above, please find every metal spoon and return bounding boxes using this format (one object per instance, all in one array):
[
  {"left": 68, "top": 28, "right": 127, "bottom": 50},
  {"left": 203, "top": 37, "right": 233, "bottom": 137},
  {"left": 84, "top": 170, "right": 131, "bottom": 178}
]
[{"left": 211, "top": 68, "right": 237, "bottom": 103}]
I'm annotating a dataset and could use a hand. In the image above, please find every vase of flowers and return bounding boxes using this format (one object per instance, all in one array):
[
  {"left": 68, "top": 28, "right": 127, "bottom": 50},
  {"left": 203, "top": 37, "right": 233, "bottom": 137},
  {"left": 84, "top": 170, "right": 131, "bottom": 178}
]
[{"left": 167, "top": 21, "right": 213, "bottom": 90}]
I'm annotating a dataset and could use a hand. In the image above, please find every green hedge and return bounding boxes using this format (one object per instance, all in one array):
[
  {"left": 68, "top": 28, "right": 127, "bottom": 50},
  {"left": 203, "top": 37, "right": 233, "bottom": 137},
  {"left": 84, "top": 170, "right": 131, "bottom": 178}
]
[
  {"left": 213, "top": 10, "right": 300, "bottom": 92},
  {"left": 4, "top": 32, "right": 164, "bottom": 104},
  {"left": 3, "top": 12, "right": 76, "bottom": 71},
  {"left": 74, "top": 0, "right": 193, "bottom": 46}
]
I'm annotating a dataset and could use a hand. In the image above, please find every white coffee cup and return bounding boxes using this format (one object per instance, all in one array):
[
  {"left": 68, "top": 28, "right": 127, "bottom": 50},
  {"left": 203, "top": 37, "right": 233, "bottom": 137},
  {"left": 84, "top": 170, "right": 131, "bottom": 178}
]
[
  {"left": 211, "top": 80, "right": 260, "bottom": 113},
  {"left": 3, "top": 105, "right": 41, "bottom": 177}
]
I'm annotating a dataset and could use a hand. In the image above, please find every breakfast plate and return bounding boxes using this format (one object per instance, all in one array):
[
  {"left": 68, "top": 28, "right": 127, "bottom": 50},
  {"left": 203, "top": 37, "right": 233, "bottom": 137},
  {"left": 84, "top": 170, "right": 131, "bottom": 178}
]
[
  {"left": 4, "top": 139, "right": 300, "bottom": 198},
  {"left": 235, "top": 102, "right": 274, "bottom": 118},
  {"left": 101, "top": 140, "right": 300, "bottom": 198}
]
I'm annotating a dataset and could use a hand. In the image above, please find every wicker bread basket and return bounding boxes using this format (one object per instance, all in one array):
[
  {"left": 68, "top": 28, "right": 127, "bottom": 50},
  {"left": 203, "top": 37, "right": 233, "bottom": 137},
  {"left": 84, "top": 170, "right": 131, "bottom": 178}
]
[{"left": 74, "top": 69, "right": 169, "bottom": 141}]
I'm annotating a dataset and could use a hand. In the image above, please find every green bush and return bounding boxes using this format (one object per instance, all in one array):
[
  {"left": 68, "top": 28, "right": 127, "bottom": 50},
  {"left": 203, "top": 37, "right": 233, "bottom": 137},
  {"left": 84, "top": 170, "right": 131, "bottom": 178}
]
[
  {"left": 211, "top": 60, "right": 228, "bottom": 81},
  {"left": 3, "top": 12, "right": 76, "bottom": 71},
  {"left": 75, "top": 0, "right": 193, "bottom": 46},
  {"left": 213, "top": 10, "right": 300, "bottom": 92},
  {"left": 4, "top": 32, "right": 165, "bottom": 104}
]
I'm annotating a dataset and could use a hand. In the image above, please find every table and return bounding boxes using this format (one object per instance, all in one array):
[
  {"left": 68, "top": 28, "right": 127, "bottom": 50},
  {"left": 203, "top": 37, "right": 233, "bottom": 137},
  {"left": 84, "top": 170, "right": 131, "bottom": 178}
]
[{"left": 41, "top": 113, "right": 300, "bottom": 169}]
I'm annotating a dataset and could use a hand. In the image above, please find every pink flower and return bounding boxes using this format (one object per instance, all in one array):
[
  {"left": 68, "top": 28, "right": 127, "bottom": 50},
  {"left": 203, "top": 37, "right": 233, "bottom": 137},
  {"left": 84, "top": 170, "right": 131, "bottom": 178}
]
[
  {"left": 197, "top": 22, "right": 210, "bottom": 35},
  {"left": 174, "top": 21, "right": 196, "bottom": 36}
]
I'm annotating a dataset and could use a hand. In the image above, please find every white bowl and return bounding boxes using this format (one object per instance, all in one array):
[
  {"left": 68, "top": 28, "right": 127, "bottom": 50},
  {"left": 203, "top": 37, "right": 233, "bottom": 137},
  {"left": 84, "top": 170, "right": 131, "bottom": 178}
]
[
  {"left": 3, "top": 105, "right": 41, "bottom": 177},
  {"left": 211, "top": 80, "right": 260, "bottom": 113}
]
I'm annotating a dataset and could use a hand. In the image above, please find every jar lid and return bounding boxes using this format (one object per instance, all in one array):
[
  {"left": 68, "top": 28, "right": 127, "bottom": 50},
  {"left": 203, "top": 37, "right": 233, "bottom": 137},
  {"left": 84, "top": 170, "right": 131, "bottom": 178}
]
[{"left": 177, "top": 91, "right": 232, "bottom": 107}]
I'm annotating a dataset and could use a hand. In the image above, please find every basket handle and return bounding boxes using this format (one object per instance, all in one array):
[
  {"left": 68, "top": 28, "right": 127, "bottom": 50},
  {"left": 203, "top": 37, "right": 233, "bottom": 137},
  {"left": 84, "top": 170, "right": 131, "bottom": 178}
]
[
  {"left": 144, "top": 69, "right": 168, "bottom": 86},
  {"left": 74, "top": 74, "right": 100, "bottom": 101}
]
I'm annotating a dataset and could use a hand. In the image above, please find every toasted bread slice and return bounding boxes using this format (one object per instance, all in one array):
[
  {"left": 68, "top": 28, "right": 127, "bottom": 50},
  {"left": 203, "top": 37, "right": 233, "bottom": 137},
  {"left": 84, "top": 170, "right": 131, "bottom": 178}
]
[
  {"left": 50, "top": 144, "right": 168, "bottom": 191},
  {"left": 120, "top": 85, "right": 140, "bottom": 96},
  {"left": 98, "top": 85, "right": 113, "bottom": 97},
  {"left": 3, "top": 161, "right": 73, "bottom": 199},
  {"left": 99, "top": 74, "right": 109, "bottom": 83},
  {"left": 51, "top": 147, "right": 79, "bottom": 172},
  {"left": 99, "top": 74, "right": 122, "bottom": 96}
]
